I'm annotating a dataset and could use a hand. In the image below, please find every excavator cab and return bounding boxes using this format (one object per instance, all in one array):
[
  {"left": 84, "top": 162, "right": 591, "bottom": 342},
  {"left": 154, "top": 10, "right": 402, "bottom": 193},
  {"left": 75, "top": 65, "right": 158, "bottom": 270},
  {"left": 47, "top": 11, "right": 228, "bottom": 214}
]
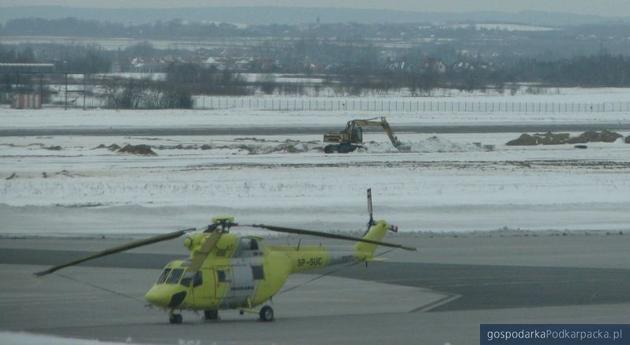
[{"left": 348, "top": 123, "right": 363, "bottom": 143}]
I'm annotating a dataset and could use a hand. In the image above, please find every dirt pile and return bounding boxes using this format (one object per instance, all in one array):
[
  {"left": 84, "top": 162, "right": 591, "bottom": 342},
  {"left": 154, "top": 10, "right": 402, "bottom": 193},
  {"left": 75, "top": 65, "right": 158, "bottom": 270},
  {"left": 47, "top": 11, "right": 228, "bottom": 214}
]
[
  {"left": 506, "top": 132, "right": 570, "bottom": 146},
  {"left": 117, "top": 144, "right": 157, "bottom": 156},
  {"left": 233, "top": 140, "right": 321, "bottom": 154},
  {"left": 507, "top": 130, "right": 623, "bottom": 146},
  {"left": 95, "top": 144, "right": 121, "bottom": 151},
  {"left": 566, "top": 130, "right": 622, "bottom": 144},
  {"left": 96, "top": 143, "right": 157, "bottom": 155},
  {"left": 507, "top": 134, "right": 542, "bottom": 146}
]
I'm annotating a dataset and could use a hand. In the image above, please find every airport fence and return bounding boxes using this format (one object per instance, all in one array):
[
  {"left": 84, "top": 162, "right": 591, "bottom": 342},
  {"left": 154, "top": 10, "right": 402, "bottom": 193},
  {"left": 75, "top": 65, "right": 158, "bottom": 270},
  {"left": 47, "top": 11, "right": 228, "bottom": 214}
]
[
  {"left": 42, "top": 94, "right": 630, "bottom": 113},
  {"left": 192, "top": 96, "right": 630, "bottom": 113}
]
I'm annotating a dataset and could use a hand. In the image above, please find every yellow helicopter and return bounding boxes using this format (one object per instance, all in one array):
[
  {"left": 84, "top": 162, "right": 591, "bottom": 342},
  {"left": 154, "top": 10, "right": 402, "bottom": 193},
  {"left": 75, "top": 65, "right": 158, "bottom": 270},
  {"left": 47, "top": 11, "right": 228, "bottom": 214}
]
[{"left": 35, "top": 189, "right": 415, "bottom": 324}]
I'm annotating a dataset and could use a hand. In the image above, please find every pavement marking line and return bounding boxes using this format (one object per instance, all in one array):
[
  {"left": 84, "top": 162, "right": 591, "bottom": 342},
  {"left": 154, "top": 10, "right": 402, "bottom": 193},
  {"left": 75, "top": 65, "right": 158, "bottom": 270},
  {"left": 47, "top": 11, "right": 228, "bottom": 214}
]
[{"left": 411, "top": 294, "right": 462, "bottom": 313}]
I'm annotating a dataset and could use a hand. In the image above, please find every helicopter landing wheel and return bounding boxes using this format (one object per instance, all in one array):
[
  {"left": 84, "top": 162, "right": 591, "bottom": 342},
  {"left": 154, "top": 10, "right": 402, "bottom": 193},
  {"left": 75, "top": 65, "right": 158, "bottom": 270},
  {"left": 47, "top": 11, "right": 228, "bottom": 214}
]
[
  {"left": 169, "top": 313, "right": 183, "bottom": 324},
  {"left": 204, "top": 310, "right": 219, "bottom": 321},
  {"left": 259, "top": 305, "right": 274, "bottom": 322}
]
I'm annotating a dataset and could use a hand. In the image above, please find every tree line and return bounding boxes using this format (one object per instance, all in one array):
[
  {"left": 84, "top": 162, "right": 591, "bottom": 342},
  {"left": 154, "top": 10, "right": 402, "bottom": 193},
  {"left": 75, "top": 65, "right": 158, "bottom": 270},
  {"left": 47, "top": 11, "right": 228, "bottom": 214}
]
[{"left": 3, "top": 41, "right": 630, "bottom": 105}]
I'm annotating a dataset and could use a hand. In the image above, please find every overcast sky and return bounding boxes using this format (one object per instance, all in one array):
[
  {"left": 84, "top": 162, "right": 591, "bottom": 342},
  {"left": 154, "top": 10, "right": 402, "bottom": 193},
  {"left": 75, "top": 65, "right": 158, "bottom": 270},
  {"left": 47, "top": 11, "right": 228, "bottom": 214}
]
[{"left": 2, "top": 0, "right": 630, "bottom": 18}]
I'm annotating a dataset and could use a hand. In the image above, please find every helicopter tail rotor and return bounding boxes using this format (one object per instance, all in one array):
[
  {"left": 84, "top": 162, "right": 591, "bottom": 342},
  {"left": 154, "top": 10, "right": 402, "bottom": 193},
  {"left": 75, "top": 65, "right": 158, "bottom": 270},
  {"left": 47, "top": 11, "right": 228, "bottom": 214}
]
[{"left": 367, "top": 188, "right": 374, "bottom": 231}]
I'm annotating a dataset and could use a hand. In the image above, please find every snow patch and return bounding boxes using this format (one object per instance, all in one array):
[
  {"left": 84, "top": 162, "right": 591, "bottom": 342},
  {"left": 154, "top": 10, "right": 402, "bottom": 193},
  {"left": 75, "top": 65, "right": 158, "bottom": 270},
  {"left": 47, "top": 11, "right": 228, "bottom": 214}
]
[
  {"left": 364, "top": 136, "right": 485, "bottom": 153},
  {"left": 0, "top": 331, "right": 146, "bottom": 345}
]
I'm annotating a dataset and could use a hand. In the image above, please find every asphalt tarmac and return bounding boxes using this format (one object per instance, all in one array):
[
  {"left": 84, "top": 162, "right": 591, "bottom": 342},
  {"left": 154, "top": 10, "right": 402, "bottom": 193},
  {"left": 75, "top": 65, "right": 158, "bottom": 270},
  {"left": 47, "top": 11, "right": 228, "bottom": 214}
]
[{"left": 2, "top": 233, "right": 630, "bottom": 344}]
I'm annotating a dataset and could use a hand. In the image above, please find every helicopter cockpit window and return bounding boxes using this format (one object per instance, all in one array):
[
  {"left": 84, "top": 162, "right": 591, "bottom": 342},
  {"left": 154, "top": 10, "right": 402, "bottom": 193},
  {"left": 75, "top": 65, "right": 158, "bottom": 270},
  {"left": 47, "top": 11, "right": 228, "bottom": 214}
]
[
  {"left": 180, "top": 271, "right": 193, "bottom": 287},
  {"left": 166, "top": 268, "right": 184, "bottom": 284},
  {"left": 157, "top": 268, "right": 171, "bottom": 284},
  {"left": 180, "top": 271, "right": 203, "bottom": 287}
]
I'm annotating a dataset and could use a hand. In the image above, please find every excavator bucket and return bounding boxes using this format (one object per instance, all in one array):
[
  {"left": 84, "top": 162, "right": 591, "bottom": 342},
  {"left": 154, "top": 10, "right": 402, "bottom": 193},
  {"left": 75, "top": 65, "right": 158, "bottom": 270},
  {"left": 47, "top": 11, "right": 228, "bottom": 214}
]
[{"left": 396, "top": 143, "right": 412, "bottom": 152}]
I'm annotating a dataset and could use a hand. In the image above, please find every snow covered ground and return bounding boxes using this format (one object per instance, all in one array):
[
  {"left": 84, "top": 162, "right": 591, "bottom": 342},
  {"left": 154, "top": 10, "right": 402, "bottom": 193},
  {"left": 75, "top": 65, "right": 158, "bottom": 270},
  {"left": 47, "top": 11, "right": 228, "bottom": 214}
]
[
  {"left": 2, "top": 129, "right": 630, "bottom": 235},
  {"left": 3, "top": 89, "right": 630, "bottom": 235},
  {"left": 0, "top": 332, "right": 144, "bottom": 345},
  {"left": 2, "top": 106, "right": 630, "bottom": 131}
]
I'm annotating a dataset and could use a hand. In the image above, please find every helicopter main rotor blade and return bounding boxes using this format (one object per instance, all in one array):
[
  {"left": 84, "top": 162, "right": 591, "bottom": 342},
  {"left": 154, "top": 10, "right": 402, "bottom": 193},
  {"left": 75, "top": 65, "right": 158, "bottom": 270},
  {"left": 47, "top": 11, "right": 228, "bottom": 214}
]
[
  {"left": 34, "top": 228, "right": 195, "bottom": 277},
  {"left": 249, "top": 224, "right": 416, "bottom": 251},
  {"left": 187, "top": 231, "right": 223, "bottom": 272}
]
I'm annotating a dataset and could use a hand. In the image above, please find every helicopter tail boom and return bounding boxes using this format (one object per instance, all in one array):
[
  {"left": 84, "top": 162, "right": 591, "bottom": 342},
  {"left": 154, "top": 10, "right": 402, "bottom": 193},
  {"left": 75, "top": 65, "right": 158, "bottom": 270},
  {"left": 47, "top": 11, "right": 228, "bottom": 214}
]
[{"left": 354, "top": 220, "right": 390, "bottom": 261}]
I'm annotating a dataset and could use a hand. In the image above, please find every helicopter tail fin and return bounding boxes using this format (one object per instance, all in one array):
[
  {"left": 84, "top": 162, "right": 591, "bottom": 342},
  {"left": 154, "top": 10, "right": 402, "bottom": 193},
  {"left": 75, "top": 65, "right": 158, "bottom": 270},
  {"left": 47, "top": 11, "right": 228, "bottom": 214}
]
[{"left": 354, "top": 220, "right": 397, "bottom": 260}]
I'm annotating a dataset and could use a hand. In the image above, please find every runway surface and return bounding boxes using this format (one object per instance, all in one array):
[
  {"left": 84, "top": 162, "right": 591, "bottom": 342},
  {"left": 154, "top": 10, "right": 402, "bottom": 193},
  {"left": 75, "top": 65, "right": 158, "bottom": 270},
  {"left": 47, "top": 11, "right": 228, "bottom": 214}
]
[{"left": 1, "top": 233, "right": 630, "bottom": 344}]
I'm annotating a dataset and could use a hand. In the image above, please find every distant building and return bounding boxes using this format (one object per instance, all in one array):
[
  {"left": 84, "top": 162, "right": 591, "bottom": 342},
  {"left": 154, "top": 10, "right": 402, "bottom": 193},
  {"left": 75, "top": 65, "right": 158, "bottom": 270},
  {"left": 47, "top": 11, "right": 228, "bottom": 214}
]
[
  {"left": 12, "top": 93, "right": 42, "bottom": 109},
  {"left": 0, "top": 63, "right": 54, "bottom": 109}
]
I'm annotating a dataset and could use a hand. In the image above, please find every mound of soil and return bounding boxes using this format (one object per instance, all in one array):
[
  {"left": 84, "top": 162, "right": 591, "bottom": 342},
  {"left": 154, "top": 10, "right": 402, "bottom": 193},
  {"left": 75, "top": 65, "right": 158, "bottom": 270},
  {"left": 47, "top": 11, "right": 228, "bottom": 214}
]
[
  {"left": 507, "top": 130, "right": 622, "bottom": 146},
  {"left": 94, "top": 144, "right": 122, "bottom": 151},
  {"left": 117, "top": 144, "right": 157, "bottom": 156},
  {"left": 506, "top": 132, "right": 570, "bottom": 146},
  {"left": 567, "top": 130, "right": 622, "bottom": 144},
  {"left": 538, "top": 132, "right": 570, "bottom": 145},
  {"left": 506, "top": 134, "right": 542, "bottom": 146}
]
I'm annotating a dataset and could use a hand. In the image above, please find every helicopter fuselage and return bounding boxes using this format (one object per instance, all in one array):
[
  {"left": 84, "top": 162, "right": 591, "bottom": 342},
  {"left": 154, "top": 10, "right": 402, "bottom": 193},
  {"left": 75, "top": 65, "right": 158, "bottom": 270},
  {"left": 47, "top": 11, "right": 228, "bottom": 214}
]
[
  {"left": 144, "top": 223, "right": 386, "bottom": 312},
  {"left": 34, "top": 190, "right": 412, "bottom": 323}
]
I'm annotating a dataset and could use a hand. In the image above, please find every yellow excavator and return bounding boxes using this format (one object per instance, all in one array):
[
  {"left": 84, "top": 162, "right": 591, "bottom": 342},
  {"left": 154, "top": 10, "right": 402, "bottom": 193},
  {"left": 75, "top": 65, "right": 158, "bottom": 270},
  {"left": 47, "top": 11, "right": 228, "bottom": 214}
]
[{"left": 323, "top": 117, "right": 410, "bottom": 153}]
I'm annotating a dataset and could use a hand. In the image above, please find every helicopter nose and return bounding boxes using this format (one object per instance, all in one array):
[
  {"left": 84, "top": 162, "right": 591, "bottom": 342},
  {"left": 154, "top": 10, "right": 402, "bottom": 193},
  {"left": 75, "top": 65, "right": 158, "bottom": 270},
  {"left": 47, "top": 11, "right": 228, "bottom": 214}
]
[{"left": 144, "top": 285, "right": 170, "bottom": 307}]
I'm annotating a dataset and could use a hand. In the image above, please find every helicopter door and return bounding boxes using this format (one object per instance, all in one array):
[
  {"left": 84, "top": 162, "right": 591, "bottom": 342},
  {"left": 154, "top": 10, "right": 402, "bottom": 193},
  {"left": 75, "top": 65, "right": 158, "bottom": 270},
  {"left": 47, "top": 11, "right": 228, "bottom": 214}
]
[
  {"left": 181, "top": 269, "right": 214, "bottom": 306},
  {"left": 224, "top": 260, "right": 255, "bottom": 307},
  {"left": 193, "top": 270, "right": 214, "bottom": 303}
]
